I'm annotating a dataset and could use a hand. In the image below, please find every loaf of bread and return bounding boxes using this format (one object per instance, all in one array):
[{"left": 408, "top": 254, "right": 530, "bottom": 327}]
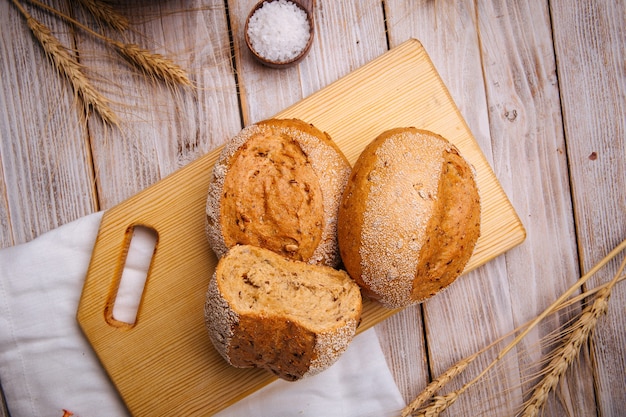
[
  {"left": 204, "top": 244, "right": 362, "bottom": 381},
  {"left": 338, "top": 128, "right": 481, "bottom": 308},
  {"left": 206, "top": 118, "right": 351, "bottom": 267}
]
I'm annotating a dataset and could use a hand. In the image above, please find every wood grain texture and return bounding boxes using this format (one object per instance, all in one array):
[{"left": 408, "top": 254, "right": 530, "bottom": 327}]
[
  {"left": 476, "top": 1, "right": 596, "bottom": 415},
  {"left": 385, "top": 0, "right": 493, "bottom": 157},
  {"left": 230, "top": 0, "right": 388, "bottom": 125},
  {"left": 77, "top": 40, "right": 524, "bottom": 416},
  {"left": 75, "top": 0, "right": 243, "bottom": 210},
  {"left": 384, "top": 1, "right": 524, "bottom": 414},
  {"left": 376, "top": 305, "right": 429, "bottom": 405},
  {"left": 0, "top": 0, "right": 97, "bottom": 247},
  {"left": 551, "top": 1, "right": 626, "bottom": 415}
]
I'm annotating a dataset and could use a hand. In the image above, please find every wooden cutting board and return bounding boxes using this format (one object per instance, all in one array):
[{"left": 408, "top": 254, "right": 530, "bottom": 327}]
[{"left": 77, "top": 38, "right": 526, "bottom": 416}]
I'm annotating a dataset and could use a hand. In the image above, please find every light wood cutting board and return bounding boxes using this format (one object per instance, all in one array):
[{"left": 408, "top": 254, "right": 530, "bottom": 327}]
[{"left": 77, "top": 39, "right": 526, "bottom": 416}]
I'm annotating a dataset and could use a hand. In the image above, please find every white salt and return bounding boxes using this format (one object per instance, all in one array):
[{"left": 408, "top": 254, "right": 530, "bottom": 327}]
[{"left": 247, "top": 0, "right": 311, "bottom": 63}]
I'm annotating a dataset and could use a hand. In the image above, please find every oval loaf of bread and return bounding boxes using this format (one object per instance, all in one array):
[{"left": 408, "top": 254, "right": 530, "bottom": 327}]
[
  {"left": 204, "top": 244, "right": 362, "bottom": 381},
  {"left": 206, "top": 118, "right": 351, "bottom": 267},
  {"left": 338, "top": 128, "right": 481, "bottom": 308}
]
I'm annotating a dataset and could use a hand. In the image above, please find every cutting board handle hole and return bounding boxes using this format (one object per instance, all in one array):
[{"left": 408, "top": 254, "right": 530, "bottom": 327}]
[{"left": 106, "top": 225, "right": 158, "bottom": 327}]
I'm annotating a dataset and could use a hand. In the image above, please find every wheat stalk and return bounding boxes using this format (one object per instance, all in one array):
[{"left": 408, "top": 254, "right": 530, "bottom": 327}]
[
  {"left": 404, "top": 271, "right": 626, "bottom": 415},
  {"left": 401, "top": 238, "right": 626, "bottom": 417},
  {"left": 110, "top": 40, "right": 192, "bottom": 87},
  {"left": 25, "top": 0, "right": 192, "bottom": 88},
  {"left": 75, "top": 0, "right": 129, "bottom": 33},
  {"left": 520, "top": 294, "right": 609, "bottom": 417},
  {"left": 519, "top": 250, "right": 626, "bottom": 417},
  {"left": 416, "top": 393, "right": 459, "bottom": 417},
  {"left": 11, "top": 0, "right": 118, "bottom": 126},
  {"left": 401, "top": 352, "right": 478, "bottom": 417}
]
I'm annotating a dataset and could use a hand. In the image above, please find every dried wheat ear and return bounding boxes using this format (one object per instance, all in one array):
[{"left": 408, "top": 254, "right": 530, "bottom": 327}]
[
  {"left": 402, "top": 238, "right": 626, "bottom": 417},
  {"left": 13, "top": 0, "right": 192, "bottom": 126}
]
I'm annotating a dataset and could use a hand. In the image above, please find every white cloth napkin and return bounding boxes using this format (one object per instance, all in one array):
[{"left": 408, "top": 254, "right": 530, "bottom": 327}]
[{"left": 0, "top": 212, "right": 405, "bottom": 417}]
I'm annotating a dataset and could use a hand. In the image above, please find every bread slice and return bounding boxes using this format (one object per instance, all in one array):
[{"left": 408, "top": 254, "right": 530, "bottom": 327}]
[
  {"left": 205, "top": 118, "right": 351, "bottom": 267},
  {"left": 338, "top": 128, "right": 481, "bottom": 308},
  {"left": 204, "top": 244, "right": 362, "bottom": 381}
]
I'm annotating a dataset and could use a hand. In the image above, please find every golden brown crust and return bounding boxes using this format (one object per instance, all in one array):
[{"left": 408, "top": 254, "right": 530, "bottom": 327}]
[
  {"left": 206, "top": 118, "right": 351, "bottom": 267},
  {"left": 229, "top": 315, "right": 315, "bottom": 381},
  {"left": 220, "top": 129, "right": 324, "bottom": 260},
  {"left": 337, "top": 128, "right": 480, "bottom": 308},
  {"left": 413, "top": 147, "right": 481, "bottom": 300},
  {"left": 204, "top": 245, "right": 362, "bottom": 381}
]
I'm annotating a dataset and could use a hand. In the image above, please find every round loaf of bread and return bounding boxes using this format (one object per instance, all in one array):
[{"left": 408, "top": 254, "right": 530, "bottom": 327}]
[
  {"left": 337, "top": 128, "right": 481, "bottom": 308},
  {"left": 204, "top": 244, "right": 362, "bottom": 381},
  {"left": 206, "top": 118, "right": 351, "bottom": 267}
]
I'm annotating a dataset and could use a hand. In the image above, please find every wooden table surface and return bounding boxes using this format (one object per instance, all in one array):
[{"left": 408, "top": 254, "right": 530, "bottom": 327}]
[{"left": 1, "top": 1, "right": 624, "bottom": 416}]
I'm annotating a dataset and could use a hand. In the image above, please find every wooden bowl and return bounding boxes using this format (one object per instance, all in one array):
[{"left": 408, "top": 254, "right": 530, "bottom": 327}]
[{"left": 244, "top": 0, "right": 315, "bottom": 68}]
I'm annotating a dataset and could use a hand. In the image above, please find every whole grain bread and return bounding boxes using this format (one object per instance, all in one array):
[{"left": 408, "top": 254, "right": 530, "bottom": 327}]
[
  {"left": 338, "top": 128, "right": 481, "bottom": 308},
  {"left": 204, "top": 244, "right": 362, "bottom": 381},
  {"left": 206, "top": 118, "right": 351, "bottom": 267}
]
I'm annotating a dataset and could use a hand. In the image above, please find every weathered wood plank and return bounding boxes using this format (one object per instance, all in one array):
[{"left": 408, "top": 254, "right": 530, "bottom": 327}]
[
  {"left": 551, "top": 0, "right": 626, "bottom": 415},
  {"left": 1, "top": 1, "right": 98, "bottom": 411},
  {"left": 229, "top": 0, "right": 388, "bottom": 124},
  {"left": 375, "top": 305, "right": 429, "bottom": 405},
  {"left": 384, "top": 1, "right": 525, "bottom": 414},
  {"left": 385, "top": 0, "right": 493, "bottom": 157},
  {"left": 476, "top": 1, "right": 596, "bottom": 415},
  {"left": 0, "top": 0, "right": 96, "bottom": 248},
  {"left": 74, "top": 1, "right": 242, "bottom": 210}
]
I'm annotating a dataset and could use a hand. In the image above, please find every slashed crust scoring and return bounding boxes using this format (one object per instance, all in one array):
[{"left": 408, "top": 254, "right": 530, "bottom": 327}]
[
  {"left": 338, "top": 128, "right": 481, "bottom": 308},
  {"left": 206, "top": 118, "right": 351, "bottom": 267},
  {"left": 204, "top": 245, "right": 362, "bottom": 381}
]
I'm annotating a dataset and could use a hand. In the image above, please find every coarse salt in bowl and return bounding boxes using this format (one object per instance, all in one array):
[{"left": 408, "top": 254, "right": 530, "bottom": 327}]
[{"left": 245, "top": 0, "right": 314, "bottom": 68}]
